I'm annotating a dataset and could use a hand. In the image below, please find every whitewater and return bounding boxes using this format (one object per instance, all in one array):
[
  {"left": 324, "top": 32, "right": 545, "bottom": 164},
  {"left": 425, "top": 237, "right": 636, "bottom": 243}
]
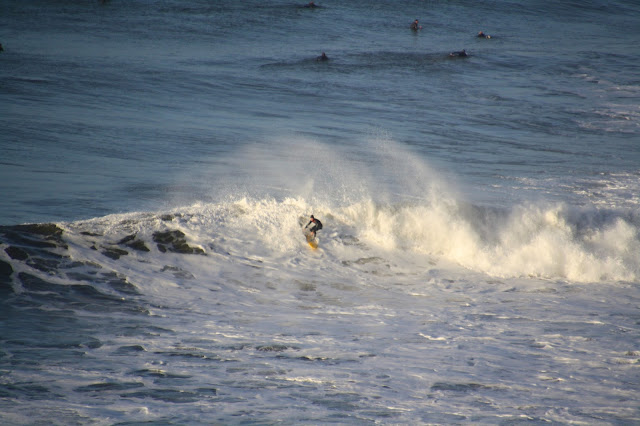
[{"left": 2, "top": 137, "right": 640, "bottom": 424}]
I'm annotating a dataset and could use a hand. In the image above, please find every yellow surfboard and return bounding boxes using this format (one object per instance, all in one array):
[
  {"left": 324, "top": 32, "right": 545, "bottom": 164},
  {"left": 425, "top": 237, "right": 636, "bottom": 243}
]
[{"left": 305, "top": 232, "right": 318, "bottom": 249}]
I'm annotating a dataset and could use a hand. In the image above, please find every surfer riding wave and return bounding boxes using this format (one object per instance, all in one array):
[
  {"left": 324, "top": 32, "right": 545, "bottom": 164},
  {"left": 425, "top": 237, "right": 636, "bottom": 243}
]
[{"left": 305, "top": 215, "right": 323, "bottom": 238}]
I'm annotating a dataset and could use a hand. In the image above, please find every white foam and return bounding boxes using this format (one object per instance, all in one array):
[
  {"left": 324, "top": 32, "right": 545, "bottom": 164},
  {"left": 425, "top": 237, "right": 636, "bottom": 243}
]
[{"left": 59, "top": 135, "right": 640, "bottom": 286}]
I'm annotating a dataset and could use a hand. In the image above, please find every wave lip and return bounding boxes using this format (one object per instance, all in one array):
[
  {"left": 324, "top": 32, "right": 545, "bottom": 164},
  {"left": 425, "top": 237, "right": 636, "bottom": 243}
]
[{"left": 3, "top": 197, "right": 638, "bottom": 292}]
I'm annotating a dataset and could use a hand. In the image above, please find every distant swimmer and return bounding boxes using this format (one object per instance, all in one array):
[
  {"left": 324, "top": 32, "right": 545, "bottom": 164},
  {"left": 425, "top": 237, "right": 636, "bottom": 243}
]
[
  {"left": 410, "top": 19, "right": 422, "bottom": 31},
  {"left": 449, "top": 49, "right": 468, "bottom": 57},
  {"left": 0, "top": 44, "right": 3, "bottom": 52},
  {"left": 316, "top": 52, "right": 329, "bottom": 61},
  {"left": 303, "top": 1, "right": 319, "bottom": 8},
  {"left": 305, "top": 215, "right": 323, "bottom": 238},
  {"left": 477, "top": 31, "right": 492, "bottom": 39}
]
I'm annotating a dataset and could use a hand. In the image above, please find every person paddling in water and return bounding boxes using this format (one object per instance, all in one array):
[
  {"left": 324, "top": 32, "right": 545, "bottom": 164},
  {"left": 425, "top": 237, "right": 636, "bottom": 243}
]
[
  {"left": 305, "top": 215, "right": 323, "bottom": 238},
  {"left": 449, "top": 49, "right": 468, "bottom": 57}
]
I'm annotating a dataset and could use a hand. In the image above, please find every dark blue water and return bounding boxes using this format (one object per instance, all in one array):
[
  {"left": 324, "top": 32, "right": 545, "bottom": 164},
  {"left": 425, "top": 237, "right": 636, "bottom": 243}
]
[{"left": 2, "top": 0, "right": 639, "bottom": 225}]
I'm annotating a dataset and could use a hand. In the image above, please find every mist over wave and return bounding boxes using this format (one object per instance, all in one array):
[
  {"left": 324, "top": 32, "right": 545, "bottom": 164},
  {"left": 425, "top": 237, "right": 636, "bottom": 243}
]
[{"left": 61, "top": 135, "right": 640, "bottom": 284}]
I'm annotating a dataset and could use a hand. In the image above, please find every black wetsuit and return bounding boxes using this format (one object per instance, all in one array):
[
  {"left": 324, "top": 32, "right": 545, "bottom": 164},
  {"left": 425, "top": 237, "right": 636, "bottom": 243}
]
[{"left": 306, "top": 218, "right": 323, "bottom": 235}]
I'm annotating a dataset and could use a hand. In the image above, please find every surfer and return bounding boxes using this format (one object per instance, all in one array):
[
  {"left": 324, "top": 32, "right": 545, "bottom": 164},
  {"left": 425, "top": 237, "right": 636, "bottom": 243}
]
[
  {"left": 410, "top": 19, "right": 421, "bottom": 31},
  {"left": 0, "top": 43, "right": 3, "bottom": 52},
  {"left": 305, "top": 215, "right": 323, "bottom": 238},
  {"left": 449, "top": 49, "right": 468, "bottom": 57},
  {"left": 477, "top": 31, "right": 491, "bottom": 39},
  {"left": 316, "top": 52, "right": 329, "bottom": 61}
]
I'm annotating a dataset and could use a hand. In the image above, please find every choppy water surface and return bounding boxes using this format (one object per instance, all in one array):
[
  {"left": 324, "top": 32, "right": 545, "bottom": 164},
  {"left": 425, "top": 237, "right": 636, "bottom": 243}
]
[{"left": 1, "top": 0, "right": 639, "bottom": 424}]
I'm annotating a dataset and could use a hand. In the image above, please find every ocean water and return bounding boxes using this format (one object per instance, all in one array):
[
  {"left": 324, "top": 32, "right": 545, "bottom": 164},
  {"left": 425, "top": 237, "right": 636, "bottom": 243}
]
[{"left": 1, "top": 0, "right": 640, "bottom": 424}]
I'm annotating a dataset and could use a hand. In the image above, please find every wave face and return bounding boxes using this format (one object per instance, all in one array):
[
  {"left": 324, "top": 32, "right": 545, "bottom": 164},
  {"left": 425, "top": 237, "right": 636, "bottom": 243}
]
[{"left": 1, "top": 165, "right": 639, "bottom": 423}]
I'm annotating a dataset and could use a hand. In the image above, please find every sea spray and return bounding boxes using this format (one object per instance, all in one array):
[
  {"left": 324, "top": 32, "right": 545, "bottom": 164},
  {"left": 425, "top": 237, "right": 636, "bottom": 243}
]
[
  {"left": 336, "top": 198, "right": 640, "bottom": 282},
  {"left": 168, "top": 134, "right": 640, "bottom": 283}
]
